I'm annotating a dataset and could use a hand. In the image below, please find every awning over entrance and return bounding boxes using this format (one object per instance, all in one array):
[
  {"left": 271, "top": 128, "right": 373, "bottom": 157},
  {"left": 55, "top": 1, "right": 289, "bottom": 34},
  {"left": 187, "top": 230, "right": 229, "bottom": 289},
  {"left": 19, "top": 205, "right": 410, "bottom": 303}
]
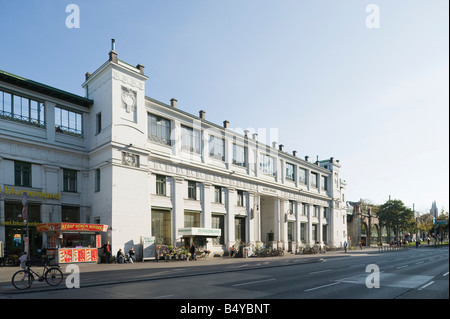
[{"left": 178, "top": 227, "right": 221, "bottom": 238}]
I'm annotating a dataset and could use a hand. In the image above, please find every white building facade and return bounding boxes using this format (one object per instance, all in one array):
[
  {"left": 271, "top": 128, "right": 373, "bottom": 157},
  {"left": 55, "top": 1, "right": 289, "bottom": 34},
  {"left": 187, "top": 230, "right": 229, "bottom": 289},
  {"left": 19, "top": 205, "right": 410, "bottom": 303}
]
[{"left": 0, "top": 47, "right": 348, "bottom": 259}]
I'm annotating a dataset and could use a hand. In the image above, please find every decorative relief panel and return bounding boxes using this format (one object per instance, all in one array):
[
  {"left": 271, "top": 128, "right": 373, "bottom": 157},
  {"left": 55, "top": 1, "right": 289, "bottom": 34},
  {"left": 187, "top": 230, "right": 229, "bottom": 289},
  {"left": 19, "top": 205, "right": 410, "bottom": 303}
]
[{"left": 122, "top": 152, "right": 140, "bottom": 168}]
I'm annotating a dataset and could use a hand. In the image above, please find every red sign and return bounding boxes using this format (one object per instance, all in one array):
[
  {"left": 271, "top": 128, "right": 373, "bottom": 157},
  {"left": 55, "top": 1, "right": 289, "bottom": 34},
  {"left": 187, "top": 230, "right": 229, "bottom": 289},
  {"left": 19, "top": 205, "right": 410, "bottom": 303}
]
[{"left": 37, "top": 223, "right": 108, "bottom": 233}]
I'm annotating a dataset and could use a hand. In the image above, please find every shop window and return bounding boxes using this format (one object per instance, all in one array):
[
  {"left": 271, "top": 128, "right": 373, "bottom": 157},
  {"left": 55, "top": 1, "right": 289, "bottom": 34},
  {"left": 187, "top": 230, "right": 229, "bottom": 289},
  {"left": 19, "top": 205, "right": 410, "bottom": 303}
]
[
  {"left": 212, "top": 215, "right": 225, "bottom": 245},
  {"left": 5, "top": 202, "right": 41, "bottom": 222},
  {"left": 151, "top": 210, "right": 171, "bottom": 245}
]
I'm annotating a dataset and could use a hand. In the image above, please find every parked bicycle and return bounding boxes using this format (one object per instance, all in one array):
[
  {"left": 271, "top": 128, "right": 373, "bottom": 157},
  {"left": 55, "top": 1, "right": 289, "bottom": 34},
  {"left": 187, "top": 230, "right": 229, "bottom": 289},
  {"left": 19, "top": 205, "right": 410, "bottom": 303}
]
[{"left": 12, "top": 261, "right": 64, "bottom": 290}]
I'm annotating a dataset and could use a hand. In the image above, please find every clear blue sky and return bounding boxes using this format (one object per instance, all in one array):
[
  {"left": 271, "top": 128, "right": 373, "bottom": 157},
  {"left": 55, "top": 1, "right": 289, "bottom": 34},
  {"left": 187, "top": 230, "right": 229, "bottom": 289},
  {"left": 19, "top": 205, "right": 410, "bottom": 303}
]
[{"left": 1, "top": 0, "right": 448, "bottom": 214}]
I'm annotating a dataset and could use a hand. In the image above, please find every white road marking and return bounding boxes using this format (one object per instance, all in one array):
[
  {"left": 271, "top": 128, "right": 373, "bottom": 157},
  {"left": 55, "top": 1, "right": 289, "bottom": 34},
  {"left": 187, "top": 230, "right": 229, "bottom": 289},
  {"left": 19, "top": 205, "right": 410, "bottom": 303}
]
[
  {"left": 232, "top": 278, "right": 276, "bottom": 287},
  {"left": 418, "top": 281, "right": 435, "bottom": 290},
  {"left": 308, "top": 269, "right": 332, "bottom": 275},
  {"left": 304, "top": 282, "right": 340, "bottom": 292}
]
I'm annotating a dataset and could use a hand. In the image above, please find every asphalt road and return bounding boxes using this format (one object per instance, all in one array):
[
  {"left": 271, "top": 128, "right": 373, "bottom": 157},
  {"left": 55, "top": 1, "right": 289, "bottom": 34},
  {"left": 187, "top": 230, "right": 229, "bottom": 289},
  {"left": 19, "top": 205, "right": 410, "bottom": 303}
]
[{"left": 1, "top": 246, "right": 448, "bottom": 302}]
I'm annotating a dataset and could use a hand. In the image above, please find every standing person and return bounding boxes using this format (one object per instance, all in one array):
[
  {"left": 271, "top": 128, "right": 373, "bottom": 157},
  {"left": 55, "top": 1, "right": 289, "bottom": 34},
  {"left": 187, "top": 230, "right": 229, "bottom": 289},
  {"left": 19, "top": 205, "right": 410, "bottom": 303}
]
[
  {"left": 101, "top": 241, "right": 112, "bottom": 264},
  {"left": 230, "top": 245, "right": 235, "bottom": 257},
  {"left": 344, "top": 241, "right": 348, "bottom": 253},
  {"left": 117, "top": 249, "right": 124, "bottom": 264},
  {"left": 128, "top": 247, "right": 135, "bottom": 263},
  {"left": 189, "top": 242, "right": 196, "bottom": 261}
]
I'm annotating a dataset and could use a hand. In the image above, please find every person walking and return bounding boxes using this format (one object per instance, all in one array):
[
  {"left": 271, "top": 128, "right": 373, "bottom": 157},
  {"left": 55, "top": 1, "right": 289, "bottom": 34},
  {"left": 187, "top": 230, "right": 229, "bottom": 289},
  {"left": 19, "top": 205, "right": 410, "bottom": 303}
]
[
  {"left": 101, "top": 241, "right": 112, "bottom": 263},
  {"left": 189, "top": 243, "right": 196, "bottom": 261}
]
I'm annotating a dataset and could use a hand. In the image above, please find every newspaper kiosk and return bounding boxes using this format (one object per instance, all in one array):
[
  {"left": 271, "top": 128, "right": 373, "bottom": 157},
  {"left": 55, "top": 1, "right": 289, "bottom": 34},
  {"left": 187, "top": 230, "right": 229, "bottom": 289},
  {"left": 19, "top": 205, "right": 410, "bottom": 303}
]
[{"left": 36, "top": 223, "right": 108, "bottom": 265}]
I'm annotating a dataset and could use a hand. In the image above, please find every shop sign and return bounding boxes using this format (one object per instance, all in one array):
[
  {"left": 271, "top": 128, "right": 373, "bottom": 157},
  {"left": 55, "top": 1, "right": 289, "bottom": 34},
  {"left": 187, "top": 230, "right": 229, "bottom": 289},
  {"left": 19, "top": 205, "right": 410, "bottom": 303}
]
[
  {"left": 1, "top": 220, "right": 40, "bottom": 227},
  {"left": 36, "top": 223, "right": 109, "bottom": 233},
  {"left": 178, "top": 227, "right": 221, "bottom": 237},
  {"left": 0, "top": 185, "right": 60, "bottom": 200}
]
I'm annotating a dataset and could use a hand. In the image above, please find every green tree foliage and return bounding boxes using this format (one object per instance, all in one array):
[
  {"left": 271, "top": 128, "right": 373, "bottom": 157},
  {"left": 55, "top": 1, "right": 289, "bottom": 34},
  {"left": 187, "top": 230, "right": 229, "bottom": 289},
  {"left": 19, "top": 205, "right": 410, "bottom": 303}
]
[{"left": 377, "top": 199, "right": 414, "bottom": 240}]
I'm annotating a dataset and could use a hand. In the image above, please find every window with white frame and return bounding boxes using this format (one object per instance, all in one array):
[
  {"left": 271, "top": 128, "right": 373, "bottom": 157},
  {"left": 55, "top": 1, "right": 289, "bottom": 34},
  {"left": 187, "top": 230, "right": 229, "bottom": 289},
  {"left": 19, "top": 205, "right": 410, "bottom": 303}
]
[
  {"left": 311, "top": 172, "right": 318, "bottom": 188},
  {"left": 209, "top": 135, "right": 225, "bottom": 161},
  {"left": 181, "top": 125, "right": 201, "bottom": 154},
  {"left": 299, "top": 168, "right": 307, "bottom": 184},
  {"left": 0, "top": 89, "right": 45, "bottom": 127},
  {"left": 260, "top": 153, "right": 276, "bottom": 176},
  {"left": 286, "top": 163, "right": 295, "bottom": 181},
  {"left": 233, "top": 143, "right": 247, "bottom": 167},
  {"left": 55, "top": 106, "right": 82, "bottom": 136},
  {"left": 148, "top": 113, "right": 171, "bottom": 145}
]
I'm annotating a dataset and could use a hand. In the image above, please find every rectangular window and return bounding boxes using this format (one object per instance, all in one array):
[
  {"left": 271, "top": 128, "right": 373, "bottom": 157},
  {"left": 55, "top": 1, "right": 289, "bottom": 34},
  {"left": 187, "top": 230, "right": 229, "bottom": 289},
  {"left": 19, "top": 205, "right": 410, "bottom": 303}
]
[
  {"left": 321, "top": 176, "right": 328, "bottom": 190},
  {"left": 285, "top": 163, "right": 295, "bottom": 181},
  {"left": 209, "top": 135, "right": 225, "bottom": 161},
  {"left": 237, "top": 190, "right": 244, "bottom": 206},
  {"left": 96, "top": 112, "right": 102, "bottom": 134},
  {"left": 299, "top": 168, "right": 307, "bottom": 184},
  {"left": 323, "top": 207, "right": 327, "bottom": 219},
  {"left": 260, "top": 153, "right": 276, "bottom": 176},
  {"left": 187, "top": 181, "right": 197, "bottom": 200},
  {"left": 233, "top": 143, "right": 247, "bottom": 167},
  {"left": 5, "top": 202, "right": 41, "bottom": 223},
  {"left": 184, "top": 212, "right": 200, "bottom": 228},
  {"left": 300, "top": 223, "right": 307, "bottom": 243},
  {"left": 313, "top": 205, "right": 319, "bottom": 217},
  {"left": 156, "top": 175, "right": 166, "bottom": 196},
  {"left": 311, "top": 172, "right": 318, "bottom": 188},
  {"left": 0, "top": 89, "right": 45, "bottom": 127},
  {"left": 181, "top": 125, "right": 201, "bottom": 153},
  {"left": 95, "top": 169, "right": 101, "bottom": 192},
  {"left": 14, "top": 161, "right": 31, "bottom": 187},
  {"left": 152, "top": 210, "right": 171, "bottom": 245},
  {"left": 302, "top": 203, "right": 307, "bottom": 215},
  {"left": 312, "top": 224, "right": 318, "bottom": 242},
  {"left": 214, "top": 186, "right": 222, "bottom": 203},
  {"left": 212, "top": 214, "right": 225, "bottom": 245},
  {"left": 63, "top": 169, "right": 78, "bottom": 192},
  {"left": 148, "top": 113, "right": 171, "bottom": 145},
  {"left": 55, "top": 106, "right": 83, "bottom": 136},
  {"left": 62, "top": 206, "right": 80, "bottom": 223},
  {"left": 288, "top": 200, "right": 295, "bottom": 214}
]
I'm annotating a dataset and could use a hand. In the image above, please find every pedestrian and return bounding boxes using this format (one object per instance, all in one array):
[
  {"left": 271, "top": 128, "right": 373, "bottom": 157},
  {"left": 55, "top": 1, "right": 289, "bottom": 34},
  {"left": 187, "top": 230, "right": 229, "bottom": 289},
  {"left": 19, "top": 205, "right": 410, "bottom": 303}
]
[
  {"left": 359, "top": 242, "right": 362, "bottom": 250},
  {"left": 344, "top": 241, "right": 347, "bottom": 253},
  {"left": 101, "top": 241, "right": 112, "bottom": 263},
  {"left": 189, "top": 242, "right": 196, "bottom": 261},
  {"left": 128, "top": 247, "right": 135, "bottom": 263},
  {"left": 117, "top": 249, "right": 124, "bottom": 263},
  {"left": 230, "top": 245, "right": 235, "bottom": 257}
]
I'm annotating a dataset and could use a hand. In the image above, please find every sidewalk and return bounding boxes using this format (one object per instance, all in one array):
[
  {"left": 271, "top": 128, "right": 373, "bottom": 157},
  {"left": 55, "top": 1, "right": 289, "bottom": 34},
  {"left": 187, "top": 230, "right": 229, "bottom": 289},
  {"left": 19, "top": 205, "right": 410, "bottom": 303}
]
[{"left": 0, "top": 247, "right": 382, "bottom": 294}]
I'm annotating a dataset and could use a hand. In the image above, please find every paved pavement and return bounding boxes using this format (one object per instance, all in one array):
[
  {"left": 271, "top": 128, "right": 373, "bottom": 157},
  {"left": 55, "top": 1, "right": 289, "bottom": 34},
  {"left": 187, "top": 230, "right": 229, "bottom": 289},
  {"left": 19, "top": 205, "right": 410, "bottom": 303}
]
[{"left": 0, "top": 246, "right": 405, "bottom": 295}]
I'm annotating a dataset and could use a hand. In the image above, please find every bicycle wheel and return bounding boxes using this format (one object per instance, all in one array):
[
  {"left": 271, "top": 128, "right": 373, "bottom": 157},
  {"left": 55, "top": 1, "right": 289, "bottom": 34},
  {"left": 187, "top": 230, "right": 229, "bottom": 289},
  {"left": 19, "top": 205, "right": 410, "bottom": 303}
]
[
  {"left": 12, "top": 270, "right": 34, "bottom": 290},
  {"left": 45, "top": 267, "right": 63, "bottom": 286}
]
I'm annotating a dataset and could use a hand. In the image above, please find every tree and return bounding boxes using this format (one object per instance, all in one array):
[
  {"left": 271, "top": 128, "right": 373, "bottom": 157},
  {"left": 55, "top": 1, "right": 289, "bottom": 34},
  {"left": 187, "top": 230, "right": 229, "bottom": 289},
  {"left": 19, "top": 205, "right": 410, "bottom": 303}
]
[{"left": 377, "top": 199, "right": 415, "bottom": 242}]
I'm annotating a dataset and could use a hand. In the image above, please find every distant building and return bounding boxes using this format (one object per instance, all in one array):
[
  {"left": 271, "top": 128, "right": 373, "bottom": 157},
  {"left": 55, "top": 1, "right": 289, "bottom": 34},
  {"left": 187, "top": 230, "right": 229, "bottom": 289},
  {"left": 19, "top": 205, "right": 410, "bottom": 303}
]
[{"left": 430, "top": 201, "right": 439, "bottom": 218}]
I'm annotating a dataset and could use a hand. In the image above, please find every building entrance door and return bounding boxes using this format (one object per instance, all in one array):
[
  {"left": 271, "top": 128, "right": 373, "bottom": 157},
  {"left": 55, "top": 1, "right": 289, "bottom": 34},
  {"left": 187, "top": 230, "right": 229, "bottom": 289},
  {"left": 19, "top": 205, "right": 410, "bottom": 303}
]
[{"left": 235, "top": 217, "right": 246, "bottom": 245}]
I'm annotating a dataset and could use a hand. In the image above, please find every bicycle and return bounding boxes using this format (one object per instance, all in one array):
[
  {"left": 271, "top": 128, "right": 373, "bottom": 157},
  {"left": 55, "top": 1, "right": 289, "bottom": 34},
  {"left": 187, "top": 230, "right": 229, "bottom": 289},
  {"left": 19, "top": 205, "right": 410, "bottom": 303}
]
[{"left": 12, "top": 261, "right": 64, "bottom": 290}]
